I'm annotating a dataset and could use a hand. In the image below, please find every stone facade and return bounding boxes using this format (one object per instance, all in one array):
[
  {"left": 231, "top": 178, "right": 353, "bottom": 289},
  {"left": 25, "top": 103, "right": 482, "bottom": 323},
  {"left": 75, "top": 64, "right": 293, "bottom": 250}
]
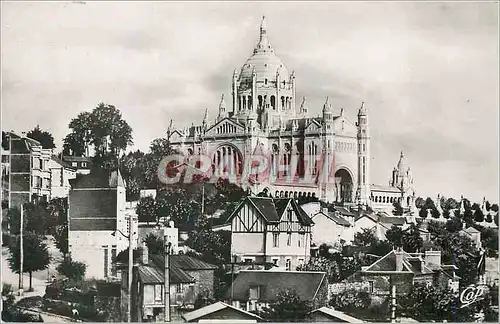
[{"left": 169, "top": 17, "right": 417, "bottom": 211}]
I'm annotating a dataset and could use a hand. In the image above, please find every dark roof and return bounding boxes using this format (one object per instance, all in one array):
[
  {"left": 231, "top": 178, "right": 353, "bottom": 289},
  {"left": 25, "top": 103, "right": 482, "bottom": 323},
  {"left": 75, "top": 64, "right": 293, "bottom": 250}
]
[
  {"left": 326, "top": 212, "right": 351, "bottom": 226},
  {"left": 335, "top": 207, "right": 356, "bottom": 217},
  {"left": 379, "top": 215, "right": 406, "bottom": 226},
  {"left": 247, "top": 197, "right": 280, "bottom": 222},
  {"left": 363, "top": 249, "right": 434, "bottom": 275},
  {"left": 139, "top": 254, "right": 217, "bottom": 285},
  {"left": 237, "top": 197, "right": 313, "bottom": 225},
  {"left": 226, "top": 270, "right": 326, "bottom": 302},
  {"left": 51, "top": 155, "right": 76, "bottom": 170},
  {"left": 150, "top": 254, "right": 217, "bottom": 271},
  {"left": 137, "top": 263, "right": 195, "bottom": 285},
  {"left": 69, "top": 169, "right": 125, "bottom": 189}
]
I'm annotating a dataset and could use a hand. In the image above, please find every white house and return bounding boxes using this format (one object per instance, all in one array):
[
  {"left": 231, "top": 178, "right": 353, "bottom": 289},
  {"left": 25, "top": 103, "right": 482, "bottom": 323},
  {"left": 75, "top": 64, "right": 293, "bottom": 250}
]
[
  {"left": 47, "top": 156, "right": 77, "bottom": 199},
  {"left": 309, "top": 208, "right": 353, "bottom": 247}
]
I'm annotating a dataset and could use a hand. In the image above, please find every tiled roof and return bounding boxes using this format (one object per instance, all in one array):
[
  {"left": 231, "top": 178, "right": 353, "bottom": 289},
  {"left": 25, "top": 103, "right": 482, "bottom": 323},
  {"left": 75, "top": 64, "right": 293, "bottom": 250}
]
[
  {"left": 226, "top": 270, "right": 326, "bottom": 302},
  {"left": 378, "top": 215, "right": 406, "bottom": 226},
  {"left": 229, "top": 197, "right": 314, "bottom": 226},
  {"left": 335, "top": 207, "right": 356, "bottom": 217},
  {"left": 51, "top": 155, "right": 76, "bottom": 170},
  {"left": 363, "top": 249, "right": 434, "bottom": 275},
  {"left": 150, "top": 254, "right": 217, "bottom": 271},
  {"left": 309, "top": 307, "right": 364, "bottom": 323},
  {"left": 247, "top": 197, "right": 280, "bottom": 222},
  {"left": 326, "top": 212, "right": 351, "bottom": 226},
  {"left": 137, "top": 263, "right": 195, "bottom": 285},
  {"left": 273, "top": 198, "right": 290, "bottom": 218},
  {"left": 182, "top": 301, "right": 262, "bottom": 322},
  {"left": 69, "top": 169, "right": 124, "bottom": 189}
]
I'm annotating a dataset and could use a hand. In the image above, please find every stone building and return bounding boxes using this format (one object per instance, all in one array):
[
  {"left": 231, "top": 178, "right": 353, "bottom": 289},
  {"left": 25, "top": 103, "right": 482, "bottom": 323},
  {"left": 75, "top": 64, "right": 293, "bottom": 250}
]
[{"left": 169, "top": 16, "right": 416, "bottom": 211}]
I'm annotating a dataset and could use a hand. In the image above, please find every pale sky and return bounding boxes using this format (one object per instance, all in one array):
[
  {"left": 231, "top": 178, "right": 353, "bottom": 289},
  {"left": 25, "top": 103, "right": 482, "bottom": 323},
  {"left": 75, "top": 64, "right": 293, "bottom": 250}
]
[{"left": 1, "top": 1, "right": 498, "bottom": 202}]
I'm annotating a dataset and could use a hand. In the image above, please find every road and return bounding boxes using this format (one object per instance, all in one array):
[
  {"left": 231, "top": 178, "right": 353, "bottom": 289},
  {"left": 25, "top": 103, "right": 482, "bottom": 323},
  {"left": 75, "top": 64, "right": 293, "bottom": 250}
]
[{"left": 1, "top": 235, "right": 63, "bottom": 301}]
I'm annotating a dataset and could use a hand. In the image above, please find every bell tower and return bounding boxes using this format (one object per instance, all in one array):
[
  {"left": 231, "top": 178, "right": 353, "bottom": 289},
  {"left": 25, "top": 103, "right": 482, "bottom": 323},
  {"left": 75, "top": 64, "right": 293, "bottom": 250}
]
[{"left": 356, "top": 102, "right": 371, "bottom": 206}]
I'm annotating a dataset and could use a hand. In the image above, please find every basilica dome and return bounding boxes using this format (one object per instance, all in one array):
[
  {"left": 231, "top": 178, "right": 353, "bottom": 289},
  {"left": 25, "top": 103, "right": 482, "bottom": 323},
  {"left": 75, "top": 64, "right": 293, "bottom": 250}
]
[{"left": 239, "top": 16, "right": 289, "bottom": 81}]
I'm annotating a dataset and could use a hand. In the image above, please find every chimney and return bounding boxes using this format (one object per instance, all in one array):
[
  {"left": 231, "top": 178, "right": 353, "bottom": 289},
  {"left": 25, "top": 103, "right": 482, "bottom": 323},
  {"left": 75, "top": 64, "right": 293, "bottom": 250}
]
[
  {"left": 141, "top": 242, "right": 149, "bottom": 265},
  {"left": 424, "top": 250, "right": 441, "bottom": 267},
  {"left": 395, "top": 248, "right": 404, "bottom": 271}
]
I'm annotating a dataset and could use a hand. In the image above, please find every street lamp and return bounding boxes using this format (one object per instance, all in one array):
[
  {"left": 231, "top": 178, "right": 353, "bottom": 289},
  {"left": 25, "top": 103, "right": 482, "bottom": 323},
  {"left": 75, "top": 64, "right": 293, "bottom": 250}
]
[{"left": 112, "top": 216, "right": 135, "bottom": 323}]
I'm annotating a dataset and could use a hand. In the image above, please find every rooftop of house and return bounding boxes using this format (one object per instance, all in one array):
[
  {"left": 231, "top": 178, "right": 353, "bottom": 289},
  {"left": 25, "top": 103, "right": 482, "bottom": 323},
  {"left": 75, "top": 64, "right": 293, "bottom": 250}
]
[
  {"left": 362, "top": 249, "right": 434, "bottom": 275},
  {"left": 228, "top": 196, "right": 314, "bottom": 225},
  {"left": 226, "top": 270, "right": 327, "bottom": 302},
  {"left": 69, "top": 169, "right": 125, "bottom": 189},
  {"left": 50, "top": 155, "right": 77, "bottom": 171},
  {"left": 182, "top": 301, "right": 262, "bottom": 323},
  {"left": 309, "top": 307, "right": 364, "bottom": 323},
  {"left": 136, "top": 254, "right": 217, "bottom": 285},
  {"left": 312, "top": 210, "right": 351, "bottom": 227}
]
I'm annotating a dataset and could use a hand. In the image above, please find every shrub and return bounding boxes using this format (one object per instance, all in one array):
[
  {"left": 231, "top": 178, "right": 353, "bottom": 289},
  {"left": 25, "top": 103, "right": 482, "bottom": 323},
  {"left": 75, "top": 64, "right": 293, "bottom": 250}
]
[{"left": 56, "top": 258, "right": 87, "bottom": 281}]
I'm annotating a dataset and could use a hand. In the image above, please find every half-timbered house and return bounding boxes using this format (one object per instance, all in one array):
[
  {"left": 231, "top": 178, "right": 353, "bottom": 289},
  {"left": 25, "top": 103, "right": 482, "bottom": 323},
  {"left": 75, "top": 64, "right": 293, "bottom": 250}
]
[{"left": 228, "top": 196, "right": 314, "bottom": 270}]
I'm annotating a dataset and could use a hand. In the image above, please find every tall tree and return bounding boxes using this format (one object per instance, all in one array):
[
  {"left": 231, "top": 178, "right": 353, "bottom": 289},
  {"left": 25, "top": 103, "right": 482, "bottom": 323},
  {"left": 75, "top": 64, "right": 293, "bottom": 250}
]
[
  {"left": 386, "top": 225, "right": 403, "bottom": 248},
  {"left": 26, "top": 125, "right": 55, "bottom": 149},
  {"left": 143, "top": 233, "right": 164, "bottom": 256},
  {"left": 419, "top": 207, "right": 428, "bottom": 219},
  {"left": 392, "top": 202, "right": 404, "bottom": 216},
  {"left": 63, "top": 104, "right": 133, "bottom": 160},
  {"left": 474, "top": 208, "right": 485, "bottom": 222},
  {"left": 260, "top": 289, "right": 312, "bottom": 322},
  {"left": 8, "top": 232, "right": 51, "bottom": 290},
  {"left": 414, "top": 197, "right": 425, "bottom": 209},
  {"left": 353, "top": 228, "right": 377, "bottom": 247},
  {"left": 402, "top": 224, "right": 424, "bottom": 253},
  {"left": 63, "top": 111, "right": 93, "bottom": 156}
]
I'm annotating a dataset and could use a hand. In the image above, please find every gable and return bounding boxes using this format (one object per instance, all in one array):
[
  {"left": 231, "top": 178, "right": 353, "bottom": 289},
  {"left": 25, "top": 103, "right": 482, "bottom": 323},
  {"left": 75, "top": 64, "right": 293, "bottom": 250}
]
[
  {"left": 169, "top": 130, "right": 183, "bottom": 143},
  {"left": 333, "top": 117, "right": 357, "bottom": 135},
  {"left": 231, "top": 199, "right": 266, "bottom": 233},
  {"left": 205, "top": 118, "right": 245, "bottom": 137},
  {"left": 305, "top": 119, "right": 322, "bottom": 132}
]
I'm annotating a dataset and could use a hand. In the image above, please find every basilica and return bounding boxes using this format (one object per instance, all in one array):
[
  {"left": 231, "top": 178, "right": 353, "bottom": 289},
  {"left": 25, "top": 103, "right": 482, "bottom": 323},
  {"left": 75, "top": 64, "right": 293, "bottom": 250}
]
[{"left": 169, "top": 16, "right": 416, "bottom": 211}]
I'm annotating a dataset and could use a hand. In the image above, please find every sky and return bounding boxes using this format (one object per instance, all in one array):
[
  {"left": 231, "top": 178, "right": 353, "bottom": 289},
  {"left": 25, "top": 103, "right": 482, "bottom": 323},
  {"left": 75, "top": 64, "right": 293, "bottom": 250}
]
[{"left": 1, "top": 1, "right": 498, "bottom": 203}]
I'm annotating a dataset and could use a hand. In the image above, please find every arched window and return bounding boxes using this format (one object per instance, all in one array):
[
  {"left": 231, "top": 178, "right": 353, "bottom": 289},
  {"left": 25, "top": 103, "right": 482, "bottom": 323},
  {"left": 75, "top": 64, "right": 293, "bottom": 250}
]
[
  {"left": 248, "top": 96, "right": 252, "bottom": 110},
  {"left": 265, "top": 78, "right": 268, "bottom": 85},
  {"left": 271, "top": 95, "right": 276, "bottom": 110},
  {"left": 281, "top": 96, "right": 285, "bottom": 110},
  {"left": 258, "top": 95, "right": 263, "bottom": 109}
]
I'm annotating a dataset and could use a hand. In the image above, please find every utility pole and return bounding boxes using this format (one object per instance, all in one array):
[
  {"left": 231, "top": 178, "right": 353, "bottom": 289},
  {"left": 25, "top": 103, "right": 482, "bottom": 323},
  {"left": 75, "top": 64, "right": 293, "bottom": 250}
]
[
  {"left": 164, "top": 231, "right": 171, "bottom": 322},
  {"left": 19, "top": 204, "right": 24, "bottom": 296},
  {"left": 127, "top": 215, "right": 133, "bottom": 323},
  {"left": 390, "top": 278, "right": 397, "bottom": 323}
]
